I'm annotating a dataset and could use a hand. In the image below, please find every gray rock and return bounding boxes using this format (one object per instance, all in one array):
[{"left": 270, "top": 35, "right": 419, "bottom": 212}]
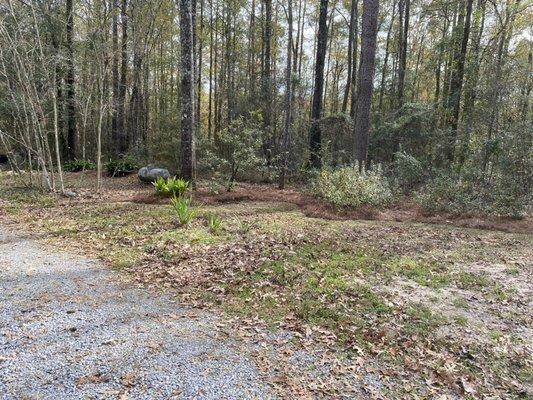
[{"left": 138, "top": 166, "right": 170, "bottom": 183}]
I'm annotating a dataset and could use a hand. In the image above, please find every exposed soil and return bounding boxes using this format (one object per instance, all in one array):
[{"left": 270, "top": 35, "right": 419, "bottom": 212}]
[{"left": 128, "top": 178, "right": 532, "bottom": 234}]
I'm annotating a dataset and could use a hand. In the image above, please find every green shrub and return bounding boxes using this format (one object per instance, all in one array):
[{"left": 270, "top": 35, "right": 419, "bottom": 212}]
[
  {"left": 313, "top": 166, "right": 392, "bottom": 209},
  {"left": 105, "top": 158, "right": 137, "bottom": 177},
  {"left": 153, "top": 177, "right": 190, "bottom": 197},
  {"left": 153, "top": 177, "right": 168, "bottom": 194},
  {"left": 63, "top": 159, "right": 96, "bottom": 172},
  {"left": 171, "top": 196, "right": 198, "bottom": 226},
  {"left": 198, "top": 114, "right": 264, "bottom": 190},
  {"left": 389, "top": 151, "right": 425, "bottom": 192},
  {"left": 206, "top": 213, "right": 223, "bottom": 234},
  {"left": 415, "top": 170, "right": 529, "bottom": 217}
]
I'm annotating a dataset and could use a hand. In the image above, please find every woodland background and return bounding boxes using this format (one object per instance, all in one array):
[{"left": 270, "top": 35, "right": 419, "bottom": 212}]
[{"left": 0, "top": 0, "right": 531, "bottom": 215}]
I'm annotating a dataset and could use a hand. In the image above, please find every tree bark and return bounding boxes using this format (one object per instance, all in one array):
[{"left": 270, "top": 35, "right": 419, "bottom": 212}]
[
  {"left": 309, "top": 0, "right": 329, "bottom": 169},
  {"left": 65, "top": 0, "right": 77, "bottom": 160},
  {"left": 446, "top": 0, "right": 473, "bottom": 162},
  {"left": 397, "top": 0, "right": 409, "bottom": 107},
  {"left": 279, "top": 0, "right": 293, "bottom": 189},
  {"left": 262, "top": 0, "right": 273, "bottom": 162},
  {"left": 112, "top": 0, "right": 120, "bottom": 154},
  {"left": 378, "top": 0, "right": 396, "bottom": 111},
  {"left": 459, "top": 0, "right": 486, "bottom": 166},
  {"left": 180, "top": 0, "right": 196, "bottom": 183},
  {"left": 354, "top": 0, "right": 379, "bottom": 168},
  {"left": 117, "top": 0, "right": 128, "bottom": 155},
  {"left": 342, "top": 0, "right": 357, "bottom": 114}
]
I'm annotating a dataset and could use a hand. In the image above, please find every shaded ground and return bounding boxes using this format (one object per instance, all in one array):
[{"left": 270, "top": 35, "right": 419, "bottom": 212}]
[
  {"left": 0, "top": 228, "right": 276, "bottom": 399},
  {"left": 1, "top": 171, "right": 532, "bottom": 399}
]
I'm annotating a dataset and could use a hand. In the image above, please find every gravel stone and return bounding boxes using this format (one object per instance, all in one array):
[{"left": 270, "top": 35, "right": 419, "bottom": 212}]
[{"left": 0, "top": 228, "right": 275, "bottom": 400}]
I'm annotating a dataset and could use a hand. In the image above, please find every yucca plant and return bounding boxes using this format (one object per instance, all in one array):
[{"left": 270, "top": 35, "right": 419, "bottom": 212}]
[
  {"left": 153, "top": 177, "right": 190, "bottom": 197},
  {"left": 153, "top": 177, "right": 169, "bottom": 195},
  {"left": 206, "top": 213, "right": 223, "bottom": 234},
  {"left": 167, "top": 177, "right": 190, "bottom": 198},
  {"left": 171, "top": 196, "right": 198, "bottom": 226}
]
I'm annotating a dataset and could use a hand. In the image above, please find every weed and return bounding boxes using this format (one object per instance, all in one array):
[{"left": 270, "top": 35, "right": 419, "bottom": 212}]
[
  {"left": 171, "top": 196, "right": 198, "bottom": 226},
  {"left": 206, "top": 213, "right": 223, "bottom": 234}
]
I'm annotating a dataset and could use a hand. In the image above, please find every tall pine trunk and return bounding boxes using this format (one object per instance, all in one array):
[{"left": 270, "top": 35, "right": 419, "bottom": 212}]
[
  {"left": 354, "top": 0, "right": 379, "bottom": 169},
  {"left": 341, "top": 0, "right": 357, "bottom": 114},
  {"left": 180, "top": 0, "right": 196, "bottom": 183},
  {"left": 397, "top": 0, "right": 409, "bottom": 107},
  {"left": 309, "top": 0, "right": 329, "bottom": 169},
  {"left": 262, "top": 0, "right": 273, "bottom": 163},
  {"left": 117, "top": 0, "right": 128, "bottom": 155},
  {"left": 112, "top": 0, "right": 120, "bottom": 155},
  {"left": 279, "top": 0, "right": 293, "bottom": 189},
  {"left": 446, "top": 0, "right": 473, "bottom": 162},
  {"left": 65, "top": 0, "right": 77, "bottom": 160},
  {"left": 378, "top": 0, "right": 396, "bottom": 111}
]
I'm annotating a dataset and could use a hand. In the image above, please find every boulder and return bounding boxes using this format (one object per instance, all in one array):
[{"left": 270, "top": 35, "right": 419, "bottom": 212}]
[{"left": 138, "top": 166, "right": 170, "bottom": 183}]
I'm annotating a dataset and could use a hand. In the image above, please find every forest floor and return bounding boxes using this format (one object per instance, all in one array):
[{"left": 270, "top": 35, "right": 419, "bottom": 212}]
[{"left": 0, "top": 171, "right": 531, "bottom": 399}]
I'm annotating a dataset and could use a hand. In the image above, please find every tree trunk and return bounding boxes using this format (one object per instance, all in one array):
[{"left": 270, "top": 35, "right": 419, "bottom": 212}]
[
  {"left": 378, "top": 0, "right": 396, "bottom": 111},
  {"left": 397, "top": 0, "right": 409, "bottom": 107},
  {"left": 342, "top": 0, "right": 357, "bottom": 114},
  {"left": 196, "top": 0, "right": 204, "bottom": 136},
  {"left": 459, "top": 0, "right": 486, "bottom": 166},
  {"left": 262, "top": 0, "right": 273, "bottom": 162},
  {"left": 112, "top": 0, "right": 120, "bottom": 154},
  {"left": 208, "top": 0, "right": 214, "bottom": 138},
  {"left": 65, "top": 0, "right": 77, "bottom": 160},
  {"left": 117, "top": 0, "right": 128, "bottom": 155},
  {"left": 354, "top": 0, "right": 379, "bottom": 168},
  {"left": 446, "top": 0, "right": 473, "bottom": 162},
  {"left": 279, "top": 0, "right": 293, "bottom": 189},
  {"left": 309, "top": 0, "right": 329, "bottom": 169},
  {"left": 179, "top": 0, "right": 196, "bottom": 183}
]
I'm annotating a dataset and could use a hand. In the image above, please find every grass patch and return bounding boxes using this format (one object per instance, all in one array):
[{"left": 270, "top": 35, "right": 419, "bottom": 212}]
[
  {"left": 404, "top": 305, "right": 446, "bottom": 336},
  {"left": 1, "top": 173, "right": 531, "bottom": 398}
]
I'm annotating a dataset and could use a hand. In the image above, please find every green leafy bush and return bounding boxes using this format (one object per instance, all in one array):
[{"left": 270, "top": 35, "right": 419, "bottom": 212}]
[
  {"left": 388, "top": 151, "right": 426, "bottom": 192},
  {"left": 105, "top": 158, "right": 137, "bottom": 177},
  {"left": 153, "top": 177, "right": 189, "bottom": 197},
  {"left": 198, "top": 114, "right": 264, "bottom": 190},
  {"left": 313, "top": 166, "right": 392, "bottom": 209},
  {"left": 171, "top": 196, "right": 198, "bottom": 226},
  {"left": 206, "top": 213, "right": 223, "bottom": 234},
  {"left": 63, "top": 159, "right": 96, "bottom": 172},
  {"left": 153, "top": 176, "right": 168, "bottom": 194},
  {"left": 415, "top": 170, "right": 529, "bottom": 218}
]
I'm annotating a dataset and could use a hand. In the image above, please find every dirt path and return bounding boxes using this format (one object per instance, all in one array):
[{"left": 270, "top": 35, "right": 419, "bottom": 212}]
[{"left": 0, "top": 228, "right": 275, "bottom": 400}]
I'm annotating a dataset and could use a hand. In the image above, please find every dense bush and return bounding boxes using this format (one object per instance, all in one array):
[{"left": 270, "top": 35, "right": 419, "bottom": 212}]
[
  {"left": 387, "top": 151, "right": 426, "bottom": 192},
  {"left": 105, "top": 158, "right": 137, "bottom": 177},
  {"left": 371, "top": 103, "right": 438, "bottom": 164},
  {"left": 313, "top": 166, "right": 392, "bottom": 209},
  {"left": 415, "top": 170, "right": 530, "bottom": 218},
  {"left": 198, "top": 114, "right": 264, "bottom": 190},
  {"left": 63, "top": 159, "right": 96, "bottom": 172}
]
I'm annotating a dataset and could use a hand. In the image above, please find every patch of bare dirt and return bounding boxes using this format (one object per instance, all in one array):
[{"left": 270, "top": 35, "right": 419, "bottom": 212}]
[
  {"left": 66, "top": 174, "right": 531, "bottom": 234},
  {"left": 190, "top": 183, "right": 533, "bottom": 234}
]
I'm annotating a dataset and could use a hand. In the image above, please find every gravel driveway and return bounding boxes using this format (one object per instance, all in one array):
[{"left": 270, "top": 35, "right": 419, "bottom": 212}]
[{"left": 0, "top": 228, "right": 275, "bottom": 399}]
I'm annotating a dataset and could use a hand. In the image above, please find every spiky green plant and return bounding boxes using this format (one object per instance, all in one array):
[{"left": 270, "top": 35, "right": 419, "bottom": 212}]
[
  {"left": 153, "top": 177, "right": 190, "bottom": 197},
  {"left": 171, "top": 196, "right": 198, "bottom": 226},
  {"left": 206, "top": 213, "right": 223, "bottom": 234},
  {"left": 153, "top": 177, "right": 169, "bottom": 195},
  {"left": 168, "top": 177, "right": 190, "bottom": 198}
]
